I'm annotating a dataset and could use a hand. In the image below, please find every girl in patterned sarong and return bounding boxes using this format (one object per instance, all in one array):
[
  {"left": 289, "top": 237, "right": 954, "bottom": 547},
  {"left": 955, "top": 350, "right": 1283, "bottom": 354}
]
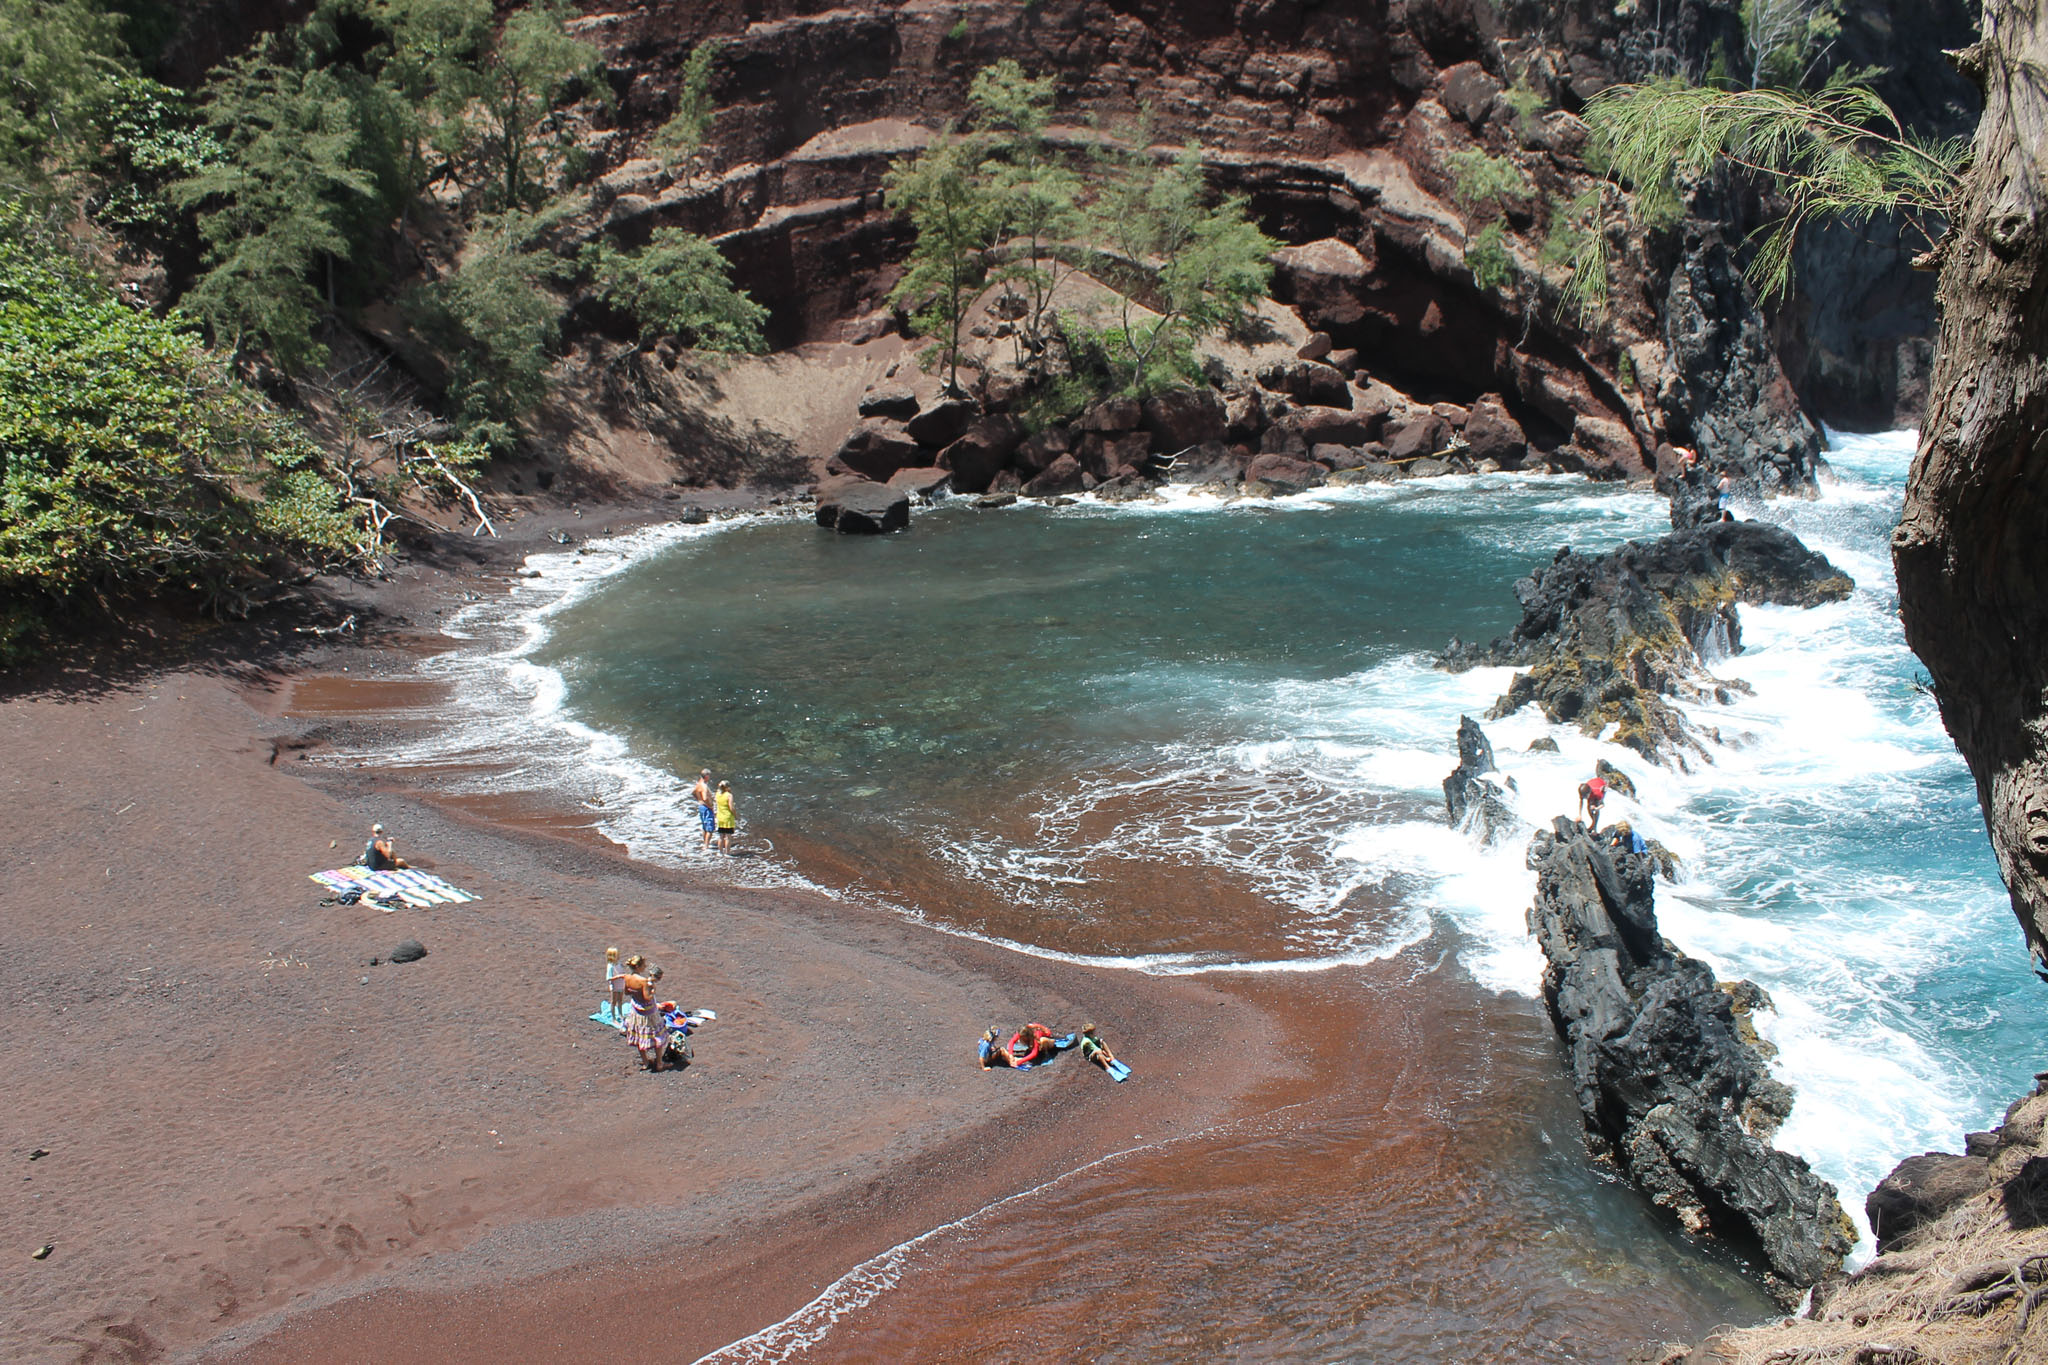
[{"left": 620, "top": 962, "right": 672, "bottom": 1071}]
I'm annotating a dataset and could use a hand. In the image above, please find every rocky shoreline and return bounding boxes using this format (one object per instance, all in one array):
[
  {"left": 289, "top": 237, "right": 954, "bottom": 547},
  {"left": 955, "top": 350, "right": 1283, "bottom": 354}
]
[{"left": 1442, "top": 519, "right": 1854, "bottom": 761}]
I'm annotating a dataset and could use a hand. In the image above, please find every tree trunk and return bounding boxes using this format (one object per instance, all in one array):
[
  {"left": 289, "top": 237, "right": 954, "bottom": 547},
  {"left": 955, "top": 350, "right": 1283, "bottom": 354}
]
[{"left": 1893, "top": 0, "right": 2048, "bottom": 971}]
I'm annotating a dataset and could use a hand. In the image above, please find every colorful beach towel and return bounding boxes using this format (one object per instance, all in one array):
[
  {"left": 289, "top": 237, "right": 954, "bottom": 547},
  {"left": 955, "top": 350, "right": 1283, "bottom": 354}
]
[
  {"left": 591, "top": 1003, "right": 715, "bottom": 1034},
  {"left": 310, "top": 865, "right": 479, "bottom": 909}
]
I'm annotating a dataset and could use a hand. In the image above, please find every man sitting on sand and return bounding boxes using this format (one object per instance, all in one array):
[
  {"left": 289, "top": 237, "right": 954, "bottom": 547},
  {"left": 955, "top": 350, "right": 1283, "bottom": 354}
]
[
  {"left": 1077, "top": 1024, "right": 1120, "bottom": 1073},
  {"left": 362, "top": 823, "right": 408, "bottom": 871}
]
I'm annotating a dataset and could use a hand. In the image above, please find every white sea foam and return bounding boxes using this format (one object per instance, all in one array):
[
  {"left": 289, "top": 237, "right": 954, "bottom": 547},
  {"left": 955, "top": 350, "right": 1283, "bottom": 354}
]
[{"left": 925, "top": 429, "right": 2029, "bottom": 1250}]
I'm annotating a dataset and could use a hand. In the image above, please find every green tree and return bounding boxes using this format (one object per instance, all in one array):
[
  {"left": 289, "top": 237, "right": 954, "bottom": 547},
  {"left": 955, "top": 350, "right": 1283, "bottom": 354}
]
[
  {"left": 583, "top": 227, "right": 767, "bottom": 353},
  {"left": 885, "top": 130, "right": 1003, "bottom": 393},
  {"left": 969, "top": 59, "right": 1082, "bottom": 367},
  {"left": 456, "top": 0, "right": 603, "bottom": 209},
  {"left": 406, "top": 209, "right": 569, "bottom": 445},
  {"left": 363, "top": 0, "right": 495, "bottom": 223},
  {"left": 88, "top": 73, "right": 224, "bottom": 232},
  {"left": 652, "top": 39, "right": 719, "bottom": 183},
  {"left": 1085, "top": 141, "right": 1277, "bottom": 395},
  {"left": 0, "top": 236, "right": 360, "bottom": 657},
  {"left": 172, "top": 48, "right": 382, "bottom": 369},
  {"left": 0, "top": 0, "right": 130, "bottom": 214}
]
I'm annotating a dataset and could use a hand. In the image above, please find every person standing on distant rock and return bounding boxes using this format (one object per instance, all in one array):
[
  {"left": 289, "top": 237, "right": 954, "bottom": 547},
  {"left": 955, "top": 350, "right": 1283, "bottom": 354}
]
[
  {"left": 714, "top": 780, "right": 737, "bottom": 855},
  {"left": 1716, "top": 471, "right": 1734, "bottom": 514},
  {"left": 692, "top": 769, "right": 716, "bottom": 852},
  {"left": 1577, "top": 773, "right": 1608, "bottom": 832}
]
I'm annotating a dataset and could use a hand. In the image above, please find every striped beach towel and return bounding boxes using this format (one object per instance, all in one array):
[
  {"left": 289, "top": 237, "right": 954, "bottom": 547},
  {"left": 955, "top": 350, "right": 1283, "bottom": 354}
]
[{"left": 309, "top": 866, "right": 479, "bottom": 908}]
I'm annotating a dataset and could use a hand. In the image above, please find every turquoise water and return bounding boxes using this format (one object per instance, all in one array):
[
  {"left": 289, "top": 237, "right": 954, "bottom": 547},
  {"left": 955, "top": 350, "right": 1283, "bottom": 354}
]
[{"left": 399, "top": 432, "right": 2048, "bottom": 1358}]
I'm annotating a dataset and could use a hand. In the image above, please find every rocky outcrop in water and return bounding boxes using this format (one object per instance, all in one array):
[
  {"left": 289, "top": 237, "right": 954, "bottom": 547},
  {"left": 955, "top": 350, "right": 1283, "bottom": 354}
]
[
  {"left": 1443, "top": 715, "right": 1519, "bottom": 844},
  {"left": 1528, "top": 818, "right": 1853, "bottom": 1301},
  {"left": 1441, "top": 521, "right": 1853, "bottom": 762}
]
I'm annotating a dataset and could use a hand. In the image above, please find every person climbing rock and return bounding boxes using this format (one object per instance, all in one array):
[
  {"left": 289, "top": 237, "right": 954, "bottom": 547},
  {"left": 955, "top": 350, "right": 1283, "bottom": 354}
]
[{"left": 1577, "top": 774, "right": 1607, "bottom": 832}]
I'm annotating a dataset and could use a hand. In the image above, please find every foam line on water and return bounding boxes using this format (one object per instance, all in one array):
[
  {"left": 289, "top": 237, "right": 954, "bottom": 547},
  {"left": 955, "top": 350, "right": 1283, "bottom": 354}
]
[
  {"left": 319, "top": 512, "right": 842, "bottom": 897},
  {"left": 689, "top": 1102, "right": 1316, "bottom": 1365}
]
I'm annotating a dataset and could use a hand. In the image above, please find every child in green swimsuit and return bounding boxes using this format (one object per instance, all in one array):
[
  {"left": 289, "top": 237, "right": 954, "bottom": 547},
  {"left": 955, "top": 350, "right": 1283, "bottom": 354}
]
[{"left": 1078, "top": 1024, "right": 1119, "bottom": 1072}]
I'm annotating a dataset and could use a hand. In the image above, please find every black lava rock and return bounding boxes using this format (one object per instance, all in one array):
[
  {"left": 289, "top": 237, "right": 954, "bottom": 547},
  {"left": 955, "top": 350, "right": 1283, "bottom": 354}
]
[{"left": 1528, "top": 820, "right": 1853, "bottom": 1300}]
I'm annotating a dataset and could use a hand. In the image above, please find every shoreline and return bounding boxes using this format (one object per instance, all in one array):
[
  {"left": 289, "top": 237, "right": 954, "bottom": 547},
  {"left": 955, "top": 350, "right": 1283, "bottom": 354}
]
[{"left": 0, "top": 499, "right": 1295, "bottom": 1365}]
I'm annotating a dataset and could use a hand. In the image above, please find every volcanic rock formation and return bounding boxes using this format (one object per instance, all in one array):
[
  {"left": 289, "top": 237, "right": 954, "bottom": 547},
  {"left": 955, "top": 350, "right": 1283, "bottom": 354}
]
[
  {"left": 1527, "top": 818, "right": 1854, "bottom": 1301},
  {"left": 1443, "top": 714, "right": 1519, "bottom": 844},
  {"left": 1442, "top": 520, "right": 1854, "bottom": 762}
]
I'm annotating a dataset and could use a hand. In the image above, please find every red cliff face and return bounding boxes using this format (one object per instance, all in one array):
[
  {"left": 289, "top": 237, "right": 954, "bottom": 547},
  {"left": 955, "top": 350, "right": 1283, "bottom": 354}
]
[{"left": 564, "top": 0, "right": 1835, "bottom": 483}]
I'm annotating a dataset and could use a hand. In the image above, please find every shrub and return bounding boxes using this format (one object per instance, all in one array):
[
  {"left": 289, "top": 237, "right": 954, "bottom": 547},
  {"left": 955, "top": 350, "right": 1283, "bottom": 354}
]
[{"left": 0, "top": 239, "right": 360, "bottom": 658}]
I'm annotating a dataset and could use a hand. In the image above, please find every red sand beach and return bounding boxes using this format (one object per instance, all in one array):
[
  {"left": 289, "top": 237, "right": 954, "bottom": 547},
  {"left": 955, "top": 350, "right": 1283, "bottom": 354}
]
[{"left": 0, "top": 564, "right": 1284, "bottom": 1363}]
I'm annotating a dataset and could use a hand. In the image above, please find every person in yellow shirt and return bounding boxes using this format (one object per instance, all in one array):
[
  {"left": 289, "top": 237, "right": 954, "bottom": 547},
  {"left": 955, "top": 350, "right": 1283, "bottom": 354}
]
[{"left": 714, "top": 780, "right": 737, "bottom": 855}]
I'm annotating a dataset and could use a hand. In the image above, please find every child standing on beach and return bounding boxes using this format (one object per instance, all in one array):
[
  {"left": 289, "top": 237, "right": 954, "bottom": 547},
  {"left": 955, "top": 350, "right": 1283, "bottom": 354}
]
[
  {"left": 605, "top": 946, "right": 625, "bottom": 1024},
  {"left": 714, "top": 780, "right": 737, "bottom": 855}
]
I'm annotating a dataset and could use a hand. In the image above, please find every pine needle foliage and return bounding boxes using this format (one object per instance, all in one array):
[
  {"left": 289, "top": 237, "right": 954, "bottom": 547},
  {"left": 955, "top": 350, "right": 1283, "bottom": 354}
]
[
  {"left": 1541, "top": 187, "right": 1611, "bottom": 324},
  {"left": 172, "top": 47, "right": 383, "bottom": 370},
  {"left": 1585, "top": 71, "right": 1969, "bottom": 302},
  {"left": 583, "top": 227, "right": 767, "bottom": 353}
]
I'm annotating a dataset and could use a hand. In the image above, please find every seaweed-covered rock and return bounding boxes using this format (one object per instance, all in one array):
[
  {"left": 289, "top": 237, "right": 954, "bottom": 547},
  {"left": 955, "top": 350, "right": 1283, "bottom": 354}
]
[
  {"left": 1528, "top": 820, "right": 1853, "bottom": 1299},
  {"left": 1441, "top": 521, "right": 1853, "bottom": 762}
]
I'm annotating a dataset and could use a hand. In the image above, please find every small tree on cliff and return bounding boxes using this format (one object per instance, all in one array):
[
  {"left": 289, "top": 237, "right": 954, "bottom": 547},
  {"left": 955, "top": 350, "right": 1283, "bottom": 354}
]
[
  {"left": 1083, "top": 140, "right": 1277, "bottom": 395},
  {"left": 1589, "top": 10, "right": 2048, "bottom": 983},
  {"left": 885, "top": 130, "right": 1003, "bottom": 394},
  {"left": 968, "top": 59, "right": 1082, "bottom": 368},
  {"left": 582, "top": 227, "right": 767, "bottom": 354},
  {"left": 653, "top": 39, "right": 720, "bottom": 185}
]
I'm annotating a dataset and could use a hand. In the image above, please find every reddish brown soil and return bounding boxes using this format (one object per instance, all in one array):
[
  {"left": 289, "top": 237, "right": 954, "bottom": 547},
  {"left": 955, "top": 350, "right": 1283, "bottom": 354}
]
[{"left": 0, "top": 526, "right": 1279, "bottom": 1365}]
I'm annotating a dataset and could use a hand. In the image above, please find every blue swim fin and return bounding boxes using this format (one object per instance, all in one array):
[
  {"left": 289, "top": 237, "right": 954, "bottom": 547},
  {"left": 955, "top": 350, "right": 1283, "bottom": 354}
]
[{"left": 1105, "top": 1060, "right": 1132, "bottom": 1082}]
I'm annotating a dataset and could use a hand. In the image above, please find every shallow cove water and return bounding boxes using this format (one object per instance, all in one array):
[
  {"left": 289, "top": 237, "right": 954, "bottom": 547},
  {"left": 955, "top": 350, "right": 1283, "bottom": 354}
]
[{"left": 394, "top": 432, "right": 2047, "bottom": 1360}]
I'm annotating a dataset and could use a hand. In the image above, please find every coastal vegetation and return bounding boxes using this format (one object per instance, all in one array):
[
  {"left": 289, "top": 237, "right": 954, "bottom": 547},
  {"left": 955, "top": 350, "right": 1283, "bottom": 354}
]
[
  {"left": 0, "top": 0, "right": 767, "bottom": 657},
  {"left": 885, "top": 59, "right": 1277, "bottom": 409}
]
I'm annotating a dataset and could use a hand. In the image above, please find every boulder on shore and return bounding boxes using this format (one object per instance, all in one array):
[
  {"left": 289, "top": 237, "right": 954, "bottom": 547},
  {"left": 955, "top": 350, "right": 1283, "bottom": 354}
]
[
  {"left": 1527, "top": 819, "right": 1853, "bottom": 1300},
  {"left": 814, "top": 475, "right": 910, "bottom": 534},
  {"left": 1245, "top": 452, "right": 1326, "bottom": 494}
]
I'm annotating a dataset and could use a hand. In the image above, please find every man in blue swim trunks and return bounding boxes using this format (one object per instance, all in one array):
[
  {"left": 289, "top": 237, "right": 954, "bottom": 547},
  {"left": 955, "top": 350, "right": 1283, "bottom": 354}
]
[{"left": 692, "top": 769, "right": 716, "bottom": 851}]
